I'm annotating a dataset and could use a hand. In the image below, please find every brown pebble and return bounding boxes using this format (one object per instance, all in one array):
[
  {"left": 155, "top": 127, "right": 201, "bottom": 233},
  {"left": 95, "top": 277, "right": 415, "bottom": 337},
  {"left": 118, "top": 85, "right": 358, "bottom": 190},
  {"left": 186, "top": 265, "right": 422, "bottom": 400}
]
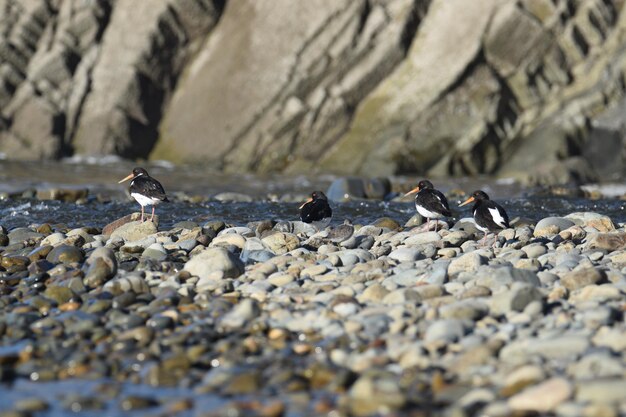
[
  {"left": 59, "top": 301, "right": 81, "bottom": 312},
  {"left": 292, "top": 343, "right": 312, "bottom": 355},
  {"left": 166, "top": 398, "right": 194, "bottom": 413}
]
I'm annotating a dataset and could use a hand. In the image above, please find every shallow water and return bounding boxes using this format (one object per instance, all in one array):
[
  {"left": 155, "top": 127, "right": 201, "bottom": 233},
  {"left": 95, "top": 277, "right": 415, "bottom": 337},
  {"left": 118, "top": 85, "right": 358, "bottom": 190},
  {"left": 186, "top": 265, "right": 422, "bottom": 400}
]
[
  {"left": 3, "top": 159, "right": 625, "bottom": 229},
  {"left": 1, "top": 197, "right": 626, "bottom": 231},
  {"left": 0, "top": 379, "right": 226, "bottom": 417}
]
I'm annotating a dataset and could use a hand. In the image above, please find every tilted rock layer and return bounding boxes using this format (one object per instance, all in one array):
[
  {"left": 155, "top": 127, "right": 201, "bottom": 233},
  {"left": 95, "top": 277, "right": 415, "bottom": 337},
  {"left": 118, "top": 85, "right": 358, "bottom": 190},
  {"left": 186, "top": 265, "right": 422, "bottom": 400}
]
[{"left": 1, "top": 0, "right": 626, "bottom": 183}]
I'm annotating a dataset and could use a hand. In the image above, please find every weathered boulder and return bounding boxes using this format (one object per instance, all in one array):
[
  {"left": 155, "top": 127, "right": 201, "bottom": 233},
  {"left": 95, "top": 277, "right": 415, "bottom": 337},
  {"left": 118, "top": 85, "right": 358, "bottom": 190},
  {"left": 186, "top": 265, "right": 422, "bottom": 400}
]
[{"left": 184, "top": 247, "right": 245, "bottom": 279}]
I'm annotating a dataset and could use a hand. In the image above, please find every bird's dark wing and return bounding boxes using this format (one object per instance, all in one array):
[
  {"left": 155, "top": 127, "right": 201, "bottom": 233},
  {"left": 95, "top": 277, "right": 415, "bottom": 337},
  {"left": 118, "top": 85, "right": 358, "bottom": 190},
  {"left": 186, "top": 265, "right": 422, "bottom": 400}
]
[
  {"left": 491, "top": 201, "right": 510, "bottom": 228},
  {"left": 300, "top": 199, "right": 332, "bottom": 223},
  {"left": 476, "top": 201, "right": 509, "bottom": 230},
  {"left": 427, "top": 189, "right": 452, "bottom": 216},
  {"left": 131, "top": 176, "right": 168, "bottom": 201}
]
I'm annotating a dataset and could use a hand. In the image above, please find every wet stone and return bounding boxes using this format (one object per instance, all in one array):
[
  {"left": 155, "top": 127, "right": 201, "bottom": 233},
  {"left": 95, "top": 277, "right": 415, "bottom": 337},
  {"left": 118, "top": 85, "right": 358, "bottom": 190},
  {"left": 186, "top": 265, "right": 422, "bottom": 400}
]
[
  {"left": 36, "top": 188, "right": 88, "bottom": 202},
  {"left": 27, "top": 245, "right": 53, "bottom": 261},
  {"left": 372, "top": 217, "right": 401, "bottom": 230},
  {"left": 141, "top": 243, "right": 168, "bottom": 261},
  {"left": 120, "top": 395, "right": 158, "bottom": 411},
  {"left": 14, "top": 397, "right": 49, "bottom": 412},
  {"left": 8, "top": 228, "right": 45, "bottom": 245},
  {"left": 147, "top": 315, "right": 174, "bottom": 330},
  {"left": 84, "top": 258, "right": 115, "bottom": 288},
  {"left": 0, "top": 255, "right": 29, "bottom": 270},
  {"left": 348, "top": 372, "right": 406, "bottom": 416},
  {"left": 103, "top": 275, "right": 150, "bottom": 295},
  {"left": 62, "top": 395, "right": 106, "bottom": 412},
  {"left": 43, "top": 286, "right": 74, "bottom": 305},
  {"left": 222, "top": 371, "right": 262, "bottom": 395},
  {"left": 46, "top": 245, "right": 84, "bottom": 264}
]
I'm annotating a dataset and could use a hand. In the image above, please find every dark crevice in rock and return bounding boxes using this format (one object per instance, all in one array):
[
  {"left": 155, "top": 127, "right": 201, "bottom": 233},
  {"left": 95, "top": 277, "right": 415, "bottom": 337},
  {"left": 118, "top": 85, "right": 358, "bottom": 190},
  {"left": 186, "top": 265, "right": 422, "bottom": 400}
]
[
  {"left": 295, "top": 0, "right": 432, "bottom": 167},
  {"left": 210, "top": 0, "right": 227, "bottom": 16},
  {"left": 400, "top": 0, "right": 431, "bottom": 55},
  {"left": 122, "top": 3, "right": 215, "bottom": 160},
  {"left": 52, "top": 113, "right": 66, "bottom": 158},
  {"left": 93, "top": 0, "right": 113, "bottom": 42},
  {"left": 571, "top": 24, "right": 590, "bottom": 57},
  {"left": 353, "top": 0, "right": 372, "bottom": 45},
  {"left": 222, "top": 1, "right": 363, "bottom": 171},
  {"left": 483, "top": 72, "right": 520, "bottom": 171},
  {"left": 432, "top": 49, "right": 486, "bottom": 108},
  {"left": 61, "top": 0, "right": 114, "bottom": 157},
  {"left": 587, "top": 8, "right": 607, "bottom": 41}
]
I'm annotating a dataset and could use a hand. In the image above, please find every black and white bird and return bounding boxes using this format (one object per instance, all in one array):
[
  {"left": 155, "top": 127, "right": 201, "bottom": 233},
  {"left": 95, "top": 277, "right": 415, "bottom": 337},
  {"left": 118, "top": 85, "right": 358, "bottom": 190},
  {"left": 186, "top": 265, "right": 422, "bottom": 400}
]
[
  {"left": 118, "top": 167, "right": 169, "bottom": 223},
  {"left": 458, "top": 190, "right": 509, "bottom": 245},
  {"left": 299, "top": 191, "right": 332, "bottom": 230},
  {"left": 405, "top": 180, "right": 452, "bottom": 232}
]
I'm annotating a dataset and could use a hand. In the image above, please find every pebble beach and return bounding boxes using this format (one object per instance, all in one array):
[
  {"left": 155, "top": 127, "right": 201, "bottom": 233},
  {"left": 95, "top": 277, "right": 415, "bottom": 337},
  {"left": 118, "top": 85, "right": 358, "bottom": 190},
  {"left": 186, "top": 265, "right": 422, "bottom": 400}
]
[{"left": 1, "top": 195, "right": 626, "bottom": 417}]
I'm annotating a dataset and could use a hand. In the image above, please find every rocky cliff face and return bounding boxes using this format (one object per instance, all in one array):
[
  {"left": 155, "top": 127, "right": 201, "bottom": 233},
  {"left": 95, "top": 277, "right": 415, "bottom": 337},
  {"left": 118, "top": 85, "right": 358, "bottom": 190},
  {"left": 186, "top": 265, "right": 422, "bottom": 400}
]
[
  {"left": 0, "top": 0, "right": 222, "bottom": 159},
  {"left": 1, "top": 0, "right": 626, "bottom": 184}
]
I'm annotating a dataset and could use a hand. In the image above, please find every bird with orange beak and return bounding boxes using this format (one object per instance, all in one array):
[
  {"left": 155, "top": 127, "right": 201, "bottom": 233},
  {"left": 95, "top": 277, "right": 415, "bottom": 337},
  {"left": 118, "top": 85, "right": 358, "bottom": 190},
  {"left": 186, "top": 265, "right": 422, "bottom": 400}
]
[
  {"left": 118, "top": 167, "right": 169, "bottom": 223},
  {"left": 459, "top": 190, "right": 509, "bottom": 245},
  {"left": 405, "top": 180, "right": 451, "bottom": 232},
  {"left": 299, "top": 191, "right": 332, "bottom": 230}
]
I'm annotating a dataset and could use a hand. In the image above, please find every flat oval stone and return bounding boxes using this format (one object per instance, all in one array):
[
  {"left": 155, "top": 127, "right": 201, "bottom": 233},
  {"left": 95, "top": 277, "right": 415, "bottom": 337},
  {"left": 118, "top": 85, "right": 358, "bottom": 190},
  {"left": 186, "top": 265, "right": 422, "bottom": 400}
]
[{"left": 46, "top": 245, "right": 84, "bottom": 264}]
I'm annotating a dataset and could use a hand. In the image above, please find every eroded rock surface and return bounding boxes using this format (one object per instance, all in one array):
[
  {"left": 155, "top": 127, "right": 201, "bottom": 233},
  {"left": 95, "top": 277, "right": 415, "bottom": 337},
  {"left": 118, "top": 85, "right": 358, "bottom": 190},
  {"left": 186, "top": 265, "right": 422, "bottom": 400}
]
[{"left": 2, "top": 0, "right": 626, "bottom": 184}]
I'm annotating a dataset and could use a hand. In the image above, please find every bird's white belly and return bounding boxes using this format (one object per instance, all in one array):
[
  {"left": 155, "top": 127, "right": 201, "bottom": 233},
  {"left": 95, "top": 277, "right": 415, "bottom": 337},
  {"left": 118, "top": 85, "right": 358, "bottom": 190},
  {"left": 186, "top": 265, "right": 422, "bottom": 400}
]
[
  {"left": 416, "top": 205, "right": 443, "bottom": 219},
  {"left": 131, "top": 193, "right": 161, "bottom": 207}
]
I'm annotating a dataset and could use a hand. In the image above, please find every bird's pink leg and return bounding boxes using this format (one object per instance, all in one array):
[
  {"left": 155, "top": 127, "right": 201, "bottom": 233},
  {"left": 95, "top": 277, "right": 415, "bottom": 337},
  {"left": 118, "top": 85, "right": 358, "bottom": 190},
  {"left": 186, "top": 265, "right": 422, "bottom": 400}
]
[
  {"left": 150, "top": 206, "right": 155, "bottom": 222},
  {"left": 141, "top": 206, "right": 145, "bottom": 223}
]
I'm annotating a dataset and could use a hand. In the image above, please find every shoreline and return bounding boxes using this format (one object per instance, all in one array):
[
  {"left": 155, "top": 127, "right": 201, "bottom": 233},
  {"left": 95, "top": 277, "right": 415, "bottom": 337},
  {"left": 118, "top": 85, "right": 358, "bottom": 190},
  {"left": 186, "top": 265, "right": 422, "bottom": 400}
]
[{"left": 1, "top": 209, "right": 625, "bottom": 416}]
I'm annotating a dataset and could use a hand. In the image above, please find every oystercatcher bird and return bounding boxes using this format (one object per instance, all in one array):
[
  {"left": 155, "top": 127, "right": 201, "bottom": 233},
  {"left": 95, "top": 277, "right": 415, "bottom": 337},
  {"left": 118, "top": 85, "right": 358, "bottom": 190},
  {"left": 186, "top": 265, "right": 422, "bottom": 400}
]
[
  {"left": 458, "top": 190, "right": 509, "bottom": 245},
  {"left": 118, "top": 167, "right": 169, "bottom": 222},
  {"left": 299, "top": 191, "right": 332, "bottom": 230},
  {"left": 405, "top": 180, "right": 451, "bottom": 232}
]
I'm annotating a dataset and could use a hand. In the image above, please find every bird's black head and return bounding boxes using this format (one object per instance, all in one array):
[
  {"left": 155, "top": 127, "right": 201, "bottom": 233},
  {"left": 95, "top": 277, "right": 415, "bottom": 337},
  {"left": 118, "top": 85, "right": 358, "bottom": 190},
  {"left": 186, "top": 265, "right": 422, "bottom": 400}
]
[
  {"left": 133, "top": 167, "right": 149, "bottom": 177},
  {"left": 119, "top": 167, "right": 149, "bottom": 184},
  {"left": 471, "top": 190, "right": 490, "bottom": 200},
  {"left": 311, "top": 191, "right": 328, "bottom": 201},
  {"left": 418, "top": 180, "right": 434, "bottom": 190},
  {"left": 459, "top": 190, "right": 490, "bottom": 207}
]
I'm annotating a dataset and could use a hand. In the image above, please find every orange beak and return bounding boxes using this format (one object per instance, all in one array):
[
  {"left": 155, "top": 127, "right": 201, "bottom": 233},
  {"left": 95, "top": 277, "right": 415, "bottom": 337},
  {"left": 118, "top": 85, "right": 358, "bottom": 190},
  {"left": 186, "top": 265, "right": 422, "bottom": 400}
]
[
  {"left": 118, "top": 172, "right": 135, "bottom": 183},
  {"left": 404, "top": 186, "right": 421, "bottom": 197},
  {"left": 299, "top": 198, "right": 313, "bottom": 210},
  {"left": 459, "top": 196, "right": 475, "bottom": 207}
]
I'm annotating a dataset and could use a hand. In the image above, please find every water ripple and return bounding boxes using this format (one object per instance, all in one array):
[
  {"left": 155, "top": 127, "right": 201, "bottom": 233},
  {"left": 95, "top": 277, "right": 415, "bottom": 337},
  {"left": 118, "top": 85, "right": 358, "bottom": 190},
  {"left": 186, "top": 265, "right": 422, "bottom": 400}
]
[{"left": 0, "top": 197, "right": 625, "bottom": 230}]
